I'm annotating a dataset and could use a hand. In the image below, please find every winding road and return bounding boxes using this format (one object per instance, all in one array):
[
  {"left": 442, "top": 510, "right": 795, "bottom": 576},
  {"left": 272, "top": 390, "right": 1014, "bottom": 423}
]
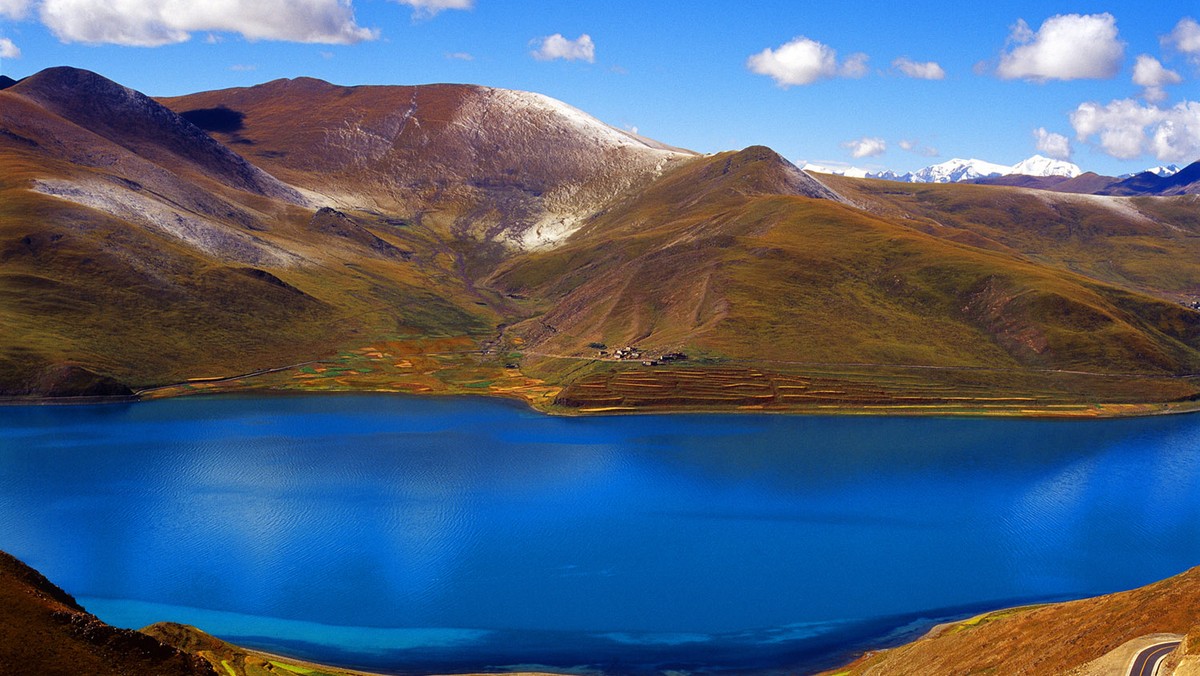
[{"left": 1130, "top": 640, "right": 1180, "bottom": 676}]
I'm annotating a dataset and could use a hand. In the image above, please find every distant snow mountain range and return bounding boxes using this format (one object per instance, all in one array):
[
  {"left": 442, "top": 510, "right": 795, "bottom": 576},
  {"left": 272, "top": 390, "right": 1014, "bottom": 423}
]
[
  {"left": 802, "top": 155, "right": 1150, "bottom": 184},
  {"left": 1121, "top": 164, "right": 1181, "bottom": 178}
]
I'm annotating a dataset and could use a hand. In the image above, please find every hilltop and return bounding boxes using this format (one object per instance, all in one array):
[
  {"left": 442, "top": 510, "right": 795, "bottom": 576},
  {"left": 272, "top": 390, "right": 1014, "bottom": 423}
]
[{"left": 2, "top": 66, "right": 1200, "bottom": 414}]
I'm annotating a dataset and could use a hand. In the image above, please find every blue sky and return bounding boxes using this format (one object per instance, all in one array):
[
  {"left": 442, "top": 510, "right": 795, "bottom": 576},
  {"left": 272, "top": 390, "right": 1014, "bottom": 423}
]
[{"left": 1, "top": 1, "right": 1198, "bottom": 176}]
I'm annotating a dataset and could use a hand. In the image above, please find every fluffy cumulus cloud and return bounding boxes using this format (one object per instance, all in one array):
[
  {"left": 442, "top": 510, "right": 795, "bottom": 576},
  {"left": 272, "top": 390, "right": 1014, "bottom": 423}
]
[
  {"left": 1033, "top": 127, "right": 1072, "bottom": 160},
  {"left": 842, "top": 136, "right": 887, "bottom": 158},
  {"left": 1132, "top": 55, "right": 1182, "bottom": 103},
  {"left": 892, "top": 57, "right": 945, "bottom": 80},
  {"left": 531, "top": 33, "right": 595, "bottom": 63},
  {"left": 391, "top": 0, "right": 471, "bottom": 19},
  {"left": 1071, "top": 99, "right": 1200, "bottom": 162},
  {"left": 997, "top": 13, "right": 1124, "bottom": 81},
  {"left": 0, "top": 37, "right": 19, "bottom": 58},
  {"left": 1164, "top": 17, "right": 1200, "bottom": 62},
  {"left": 747, "top": 36, "right": 868, "bottom": 87},
  {"left": 37, "top": 0, "right": 377, "bottom": 46}
]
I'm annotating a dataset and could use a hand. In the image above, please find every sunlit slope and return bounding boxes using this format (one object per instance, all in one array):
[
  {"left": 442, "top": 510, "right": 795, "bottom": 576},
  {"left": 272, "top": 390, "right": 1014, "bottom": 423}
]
[
  {"left": 821, "top": 174, "right": 1200, "bottom": 299},
  {"left": 825, "top": 565, "right": 1200, "bottom": 675},
  {"left": 492, "top": 148, "right": 1200, "bottom": 375},
  {"left": 5, "top": 66, "right": 1200, "bottom": 403},
  {"left": 0, "top": 68, "right": 495, "bottom": 394}
]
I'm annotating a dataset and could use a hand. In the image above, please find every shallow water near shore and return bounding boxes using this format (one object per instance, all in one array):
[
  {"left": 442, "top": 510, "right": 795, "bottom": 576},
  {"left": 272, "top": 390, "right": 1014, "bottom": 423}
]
[{"left": 4, "top": 395, "right": 1200, "bottom": 674}]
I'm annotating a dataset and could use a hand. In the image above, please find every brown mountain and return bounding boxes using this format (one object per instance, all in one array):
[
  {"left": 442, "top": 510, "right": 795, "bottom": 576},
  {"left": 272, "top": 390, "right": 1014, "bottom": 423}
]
[
  {"left": 158, "top": 77, "right": 698, "bottom": 249},
  {"left": 492, "top": 147, "right": 1200, "bottom": 376},
  {"left": 5, "top": 66, "right": 1200, "bottom": 412}
]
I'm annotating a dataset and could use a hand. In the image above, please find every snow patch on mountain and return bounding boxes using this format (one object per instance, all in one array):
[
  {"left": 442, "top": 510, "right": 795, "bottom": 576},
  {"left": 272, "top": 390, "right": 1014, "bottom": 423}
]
[
  {"left": 448, "top": 86, "right": 697, "bottom": 250},
  {"left": 31, "top": 178, "right": 301, "bottom": 267},
  {"left": 486, "top": 88, "right": 693, "bottom": 157}
]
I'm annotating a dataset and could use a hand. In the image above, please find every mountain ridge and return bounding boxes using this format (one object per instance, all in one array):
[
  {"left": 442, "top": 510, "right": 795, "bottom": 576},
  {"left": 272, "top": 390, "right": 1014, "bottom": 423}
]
[
  {"left": 157, "top": 75, "right": 697, "bottom": 250},
  {"left": 4, "top": 66, "right": 1200, "bottom": 414}
]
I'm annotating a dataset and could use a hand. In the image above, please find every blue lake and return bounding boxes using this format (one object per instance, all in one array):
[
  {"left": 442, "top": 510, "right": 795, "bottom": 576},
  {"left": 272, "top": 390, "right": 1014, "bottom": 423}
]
[{"left": 3, "top": 395, "right": 1200, "bottom": 674}]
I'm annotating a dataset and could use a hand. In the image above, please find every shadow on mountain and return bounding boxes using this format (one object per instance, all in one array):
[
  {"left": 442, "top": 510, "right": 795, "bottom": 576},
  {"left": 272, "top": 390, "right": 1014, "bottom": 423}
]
[{"left": 180, "top": 106, "right": 246, "bottom": 133}]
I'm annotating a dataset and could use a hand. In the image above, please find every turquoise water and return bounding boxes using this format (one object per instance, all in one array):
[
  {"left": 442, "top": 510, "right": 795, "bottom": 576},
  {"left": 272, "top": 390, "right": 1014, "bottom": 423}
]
[{"left": 3, "top": 395, "right": 1200, "bottom": 674}]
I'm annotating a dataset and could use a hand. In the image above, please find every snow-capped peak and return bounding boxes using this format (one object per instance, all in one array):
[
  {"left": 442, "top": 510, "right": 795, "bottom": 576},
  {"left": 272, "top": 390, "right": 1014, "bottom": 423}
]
[
  {"left": 908, "top": 158, "right": 1013, "bottom": 184},
  {"left": 835, "top": 155, "right": 1083, "bottom": 184},
  {"left": 1009, "top": 154, "right": 1082, "bottom": 178},
  {"left": 1142, "top": 164, "right": 1181, "bottom": 178}
]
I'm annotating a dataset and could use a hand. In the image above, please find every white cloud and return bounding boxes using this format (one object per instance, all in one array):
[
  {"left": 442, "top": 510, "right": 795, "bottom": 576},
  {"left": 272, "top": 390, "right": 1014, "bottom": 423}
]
[
  {"left": 229, "top": 63, "right": 256, "bottom": 71},
  {"left": 445, "top": 51, "right": 473, "bottom": 61},
  {"left": 747, "top": 36, "right": 868, "bottom": 87},
  {"left": 899, "top": 139, "right": 939, "bottom": 156},
  {"left": 0, "top": 0, "right": 30, "bottom": 19},
  {"left": 840, "top": 52, "right": 869, "bottom": 78},
  {"left": 0, "top": 37, "right": 19, "bottom": 58},
  {"left": 38, "top": 0, "right": 378, "bottom": 46},
  {"left": 892, "top": 57, "right": 945, "bottom": 80},
  {"left": 392, "top": 0, "right": 471, "bottom": 19},
  {"left": 1165, "top": 17, "right": 1200, "bottom": 65},
  {"left": 531, "top": 33, "right": 595, "bottom": 63},
  {"left": 1033, "top": 127, "right": 1072, "bottom": 160},
  {"left": 1132, "top": 55, "right": 1182, "bottom": 103},
  {"left": 842, "top": 136, "right": 887, "bottom": 158},
  {"left": 997, "top": 13, "right": 1124, "bottom": 81},
  {"left": 1070, "top": 98, "right": 1200, "bottom": 162}
]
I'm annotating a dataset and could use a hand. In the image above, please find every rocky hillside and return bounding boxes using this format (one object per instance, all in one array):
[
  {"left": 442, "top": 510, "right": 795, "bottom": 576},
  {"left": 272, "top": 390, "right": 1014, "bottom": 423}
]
[{"left": 0, "top": 551, "right": 213, "bottom": 676}]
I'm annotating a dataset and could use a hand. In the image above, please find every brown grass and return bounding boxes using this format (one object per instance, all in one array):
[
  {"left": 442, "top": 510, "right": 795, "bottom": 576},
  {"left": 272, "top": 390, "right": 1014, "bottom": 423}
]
[{"left": 822, "top": 565, "right": 1200, "bottom": 675}]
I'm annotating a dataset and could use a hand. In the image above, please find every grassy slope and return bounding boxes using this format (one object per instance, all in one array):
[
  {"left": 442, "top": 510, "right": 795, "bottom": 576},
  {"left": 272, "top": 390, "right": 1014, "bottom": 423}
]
[
  {"left": 491, "top": 149, "right": 1200, "bottom": 377},
  {"left": 0, "top": 77, "right": 497, "bottom": 395},
  {"left": 8, "top": 69, "right": 1200, "bottom": 409},
  {"left": 823, "top": 565, "right": 1200, "bottom": 675},
  {"left": 822, "top": 175, "right": 1200, "bottom": 299}
]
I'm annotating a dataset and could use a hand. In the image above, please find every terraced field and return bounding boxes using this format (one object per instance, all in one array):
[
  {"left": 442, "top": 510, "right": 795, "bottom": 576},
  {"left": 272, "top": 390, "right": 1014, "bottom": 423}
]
[{"left": 553, "top": 361, "right": 1200, "bottom": 416}]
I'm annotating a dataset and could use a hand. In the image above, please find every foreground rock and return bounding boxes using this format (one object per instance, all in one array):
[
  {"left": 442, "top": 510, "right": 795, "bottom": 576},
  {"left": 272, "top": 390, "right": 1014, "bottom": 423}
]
[{"left": 0, "top": 551, "right": 213, "bottom": 676}]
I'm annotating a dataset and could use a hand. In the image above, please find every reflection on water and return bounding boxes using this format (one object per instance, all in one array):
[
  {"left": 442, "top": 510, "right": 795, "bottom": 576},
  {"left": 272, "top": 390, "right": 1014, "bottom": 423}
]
[{"left": 3, "top": 396, "right": 1200, "bottom": 673}]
